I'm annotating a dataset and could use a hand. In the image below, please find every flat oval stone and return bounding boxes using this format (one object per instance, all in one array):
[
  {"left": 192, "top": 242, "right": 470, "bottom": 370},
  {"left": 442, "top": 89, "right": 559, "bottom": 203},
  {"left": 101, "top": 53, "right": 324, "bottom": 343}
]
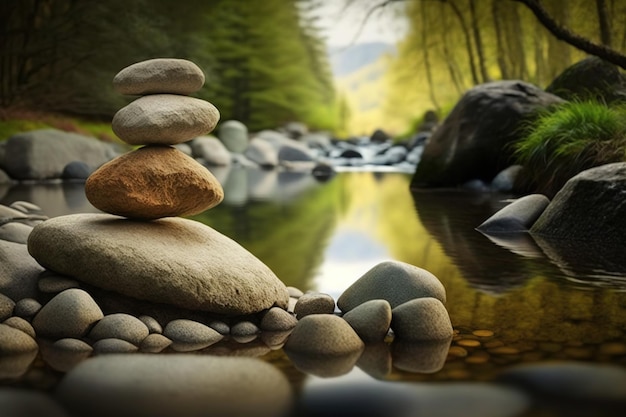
[
  {"left": 32, "top": 289, "right": 103, "bottom": 339},
  {"left": 27, "top": 214, "right": 289, "bottom": 315},
  {"left": 93, "top": 338, "right": 139, "bottom": 355},
  {"left": 140, "top": 333, "right": 172, "bottom": 353},
  {"left": 89, "top": 313, "right": 149, "bottom": 345},
  {"left": 56, "top": 354, "right": 293, "bottom": 417},
  {"left": 85, "top": 146, "right": 224, "bottom": 219},
  {"left": 112, "top": 95, "right": 219, "bottom": 145},
  {"left": 113, "top": 58, "right": 205, "bottom": 96},
  {"left": 284, "top": 314, "right": 364, "bottom": 356},
  {"left": 163, "top": 319, "right": 223, "bottom": 352}
]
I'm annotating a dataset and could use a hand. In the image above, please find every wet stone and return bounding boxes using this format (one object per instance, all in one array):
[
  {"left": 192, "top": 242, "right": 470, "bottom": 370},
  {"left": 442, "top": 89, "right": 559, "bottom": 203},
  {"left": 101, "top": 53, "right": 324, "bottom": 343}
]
[
  {"left": 287, "top": 286, "right": 304, "bottom": 298},
  {"left": 140, "top": 333, "right": 172, "bottom": 353},
  {"left": 260, "top": 306, "right": 297, "bottom": 332},
  {"left": 294, "top": 292, "right": 335, "bottom": 318},
  {"left": 93, "top": 338, "right": 139, "bottom": 355},
  {"left": 3, "top": 316, "right": 36, "bottom": 339},
  {"left": 208, "top": 320, "right": 230, "bottom": 336},
  {"left": 32, "top": 289, "right": 103, "bottom": 339},
  {"left": 231, "top": 321, "right": 260, "bottom": 343},
  {"left": 13, "top": 297, "right": 42, "bottom": 319},
  {"left": 138, "top": 315, "right": 162, "bottom": 334},
  {"left": 89, "top": 313, "right": 150, "bottom": 345},
  {"left": 342, "top": 299, "right": 392, "bottom": 343},
  {"left": 163, "top": 319, "right": 224, "bottom": 352},
  {"left": 391, "top": 297, "right": 453, "bottom": 341}
]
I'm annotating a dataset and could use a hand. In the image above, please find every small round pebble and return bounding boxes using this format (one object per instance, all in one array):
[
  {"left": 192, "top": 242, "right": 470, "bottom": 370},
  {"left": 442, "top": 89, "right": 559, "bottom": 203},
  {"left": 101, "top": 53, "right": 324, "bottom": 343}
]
[
  {"left": 138, "top": 315, "right": 162, "bottom": 334},
  {"left": 0, "top": 323, "right": 38, "bottom": 355},
  {"left": 342, "top": 299, "right": 392, "bottom": 343},
  {"left": 140, "top": 333, "right": 172, "bottom": 353},
  {"left": 89, "top": 313, "right": 149, "bottom": 345},
  {"left": 3, "top": 316, "right": 36, "bottom": 339},
  {"left": 32, "top": 289, "right": 104, "bottom": 339},
  {"left": 163, "top": 319, "right": 224, "bottom": 352},
  {"left": 391, "top": 297, "right": 453, "bottom": 341},
  {"left": 0, "top": 293, "right": 15, "bottom": 321},
  {"left": 208, "top": 320, "right": 230, "bottom": 335},
  {"left": 287, "top": 286, "right": 304, "bottom": 298},
  {"left": 284, "top": 314, "right": 364, "bottom": 356},
  {"left": 13, "top": 298, "right": 42, "bottom": 319},
  {"left": 294, "top": 293, "right": 335, "bottom": 318},
  {"left": 231, "top": 321, "right": 260, "bottom": 343},
  {"left": 93, "top": 338, "right": 139, "bottom": 355},
  {"left": 260, "top": 307, "right": 297, "bottom": 331}
]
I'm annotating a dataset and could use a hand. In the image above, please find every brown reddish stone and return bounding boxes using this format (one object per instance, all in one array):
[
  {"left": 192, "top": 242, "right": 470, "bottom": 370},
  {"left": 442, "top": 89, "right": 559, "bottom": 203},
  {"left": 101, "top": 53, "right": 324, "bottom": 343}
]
[{"left": 85, "top": 146, "right": 223, "bottom": 219}]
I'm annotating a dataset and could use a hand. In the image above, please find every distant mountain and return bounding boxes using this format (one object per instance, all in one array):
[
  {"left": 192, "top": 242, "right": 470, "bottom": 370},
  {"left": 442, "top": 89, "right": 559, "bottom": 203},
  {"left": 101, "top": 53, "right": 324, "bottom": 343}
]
[{"left": 328, "top": 42, "right": 395, "bottom": 77}]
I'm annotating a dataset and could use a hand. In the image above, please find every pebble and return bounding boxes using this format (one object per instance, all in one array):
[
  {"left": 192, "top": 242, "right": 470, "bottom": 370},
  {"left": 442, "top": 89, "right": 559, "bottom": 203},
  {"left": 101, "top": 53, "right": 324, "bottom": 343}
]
[
  {"left": 139, "top": 333, "right": 172, "bottom": 353},
  {"left": 0, "top": 323, "right": 38, "bottom": 355},
  {"left": 93, "top": 338, "right": 139, "bottom": 355},
  {"left": 85, "top": 145, "right": 224, "bottom": 219},
  {"left": 457, "top": 339, "right": 481, "bottom": 348},
  {"left": 207, "top": 320, "right": 230, "bottom": 335},
  {"left": 260, "top": 306, "right": 298, "bottom": 331},
  {"left": 89, "top": 313, "right": 150, "bottom": 345},
  {"left": 294, "top": 292, "right": 335, "bottom": 318},
  {"left": 163, "top": 319, "right": 224, "bottom": 352},
  {"left": 391, "top": 297, "right": 453, "bottom": 341},
  {"left": 3, "top": 316, "right": 36, "bottom": 339},
  {"left": 476, "top": 194, "right": 550, "bottom": 233},
  {"left": 13, "top": 297, "right": 42, "bottom": 319},
  {"left": 56, "top": 354, "right": 293, "bottom": 417},
  {"left": 112, "top": 94, "right": 220, "bottom": 145},
  {"left": 9, "top": 201, "right": 44, "bottom": 215},
  {"left": 337, "top": 261, "right": 446, "bottom": 313},
  {"left": 0, "top": 293, "right": 15, "bottom": 321},
  {"left": 218, "top": 120, "right": 249, "bottom": 153},
  {"left": 138, "top": 315, "right": 162, "bottom": 334},
  {"left": 284, "top": 314, "right": 364, "bottom": 357},
  {"left": 287, "top": 286, "right": 304, "bottom": 298},
  {"left": 0, "top": 222, "right": 32, "bottom": 244},
  {"left": 113, "top": 58, "right": 205, "bottom": 96},
  {"left": 32, "top": 289, "right": 104, "bottom": 339},
  {"left": 190, "top": 135, "right": 232, "bottom": 166},
  {"left": 472, "top": 329, "right": 494, "bottom": 337},
  {"left": 342, "top": 299, "right": 392, "bottom": 343},
  {"left": 41, "top": 338, "right": 93, "bottom": 372},
  {"left": 231, "top": 321, "right": 260, "bottom": 343}
]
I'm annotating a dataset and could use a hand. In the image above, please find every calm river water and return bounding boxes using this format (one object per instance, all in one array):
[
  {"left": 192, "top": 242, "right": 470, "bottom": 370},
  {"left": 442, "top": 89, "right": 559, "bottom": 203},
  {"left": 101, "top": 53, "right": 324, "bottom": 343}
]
[{"left": 2, "top": 168, "right": 626, "bottom": 410}]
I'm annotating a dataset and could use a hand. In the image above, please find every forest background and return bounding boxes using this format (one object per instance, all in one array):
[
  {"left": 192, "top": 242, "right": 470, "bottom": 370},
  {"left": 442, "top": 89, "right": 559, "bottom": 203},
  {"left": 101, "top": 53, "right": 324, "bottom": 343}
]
[{"left": 1, "top": 0, "right": 625, "bottom": 139}]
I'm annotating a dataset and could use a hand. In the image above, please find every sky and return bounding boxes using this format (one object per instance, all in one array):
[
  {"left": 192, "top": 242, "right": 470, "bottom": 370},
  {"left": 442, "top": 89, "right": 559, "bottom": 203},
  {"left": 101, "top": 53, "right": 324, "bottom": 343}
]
[{"left": 313, "top": 0, "right": 409, "bottom": 48}]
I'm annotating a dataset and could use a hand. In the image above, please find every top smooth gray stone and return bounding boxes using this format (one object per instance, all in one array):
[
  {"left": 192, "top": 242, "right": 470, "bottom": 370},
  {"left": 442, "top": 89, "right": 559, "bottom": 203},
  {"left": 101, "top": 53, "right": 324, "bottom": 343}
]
[{"left": 113, "top": 58, "right": 205, "bottom": 96}]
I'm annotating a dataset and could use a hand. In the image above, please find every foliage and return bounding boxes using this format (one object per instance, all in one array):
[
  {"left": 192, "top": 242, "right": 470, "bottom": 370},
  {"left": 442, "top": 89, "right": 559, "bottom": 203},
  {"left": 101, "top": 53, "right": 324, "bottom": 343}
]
[
  {"left": 383, "top": 0, "right": 626, "bottom": 135},
  {"left": 513, "top": 100, "right": 626, "bottom": 196},
  {"left": 0, "top": 0, "right": 338, "bottom": 132}
]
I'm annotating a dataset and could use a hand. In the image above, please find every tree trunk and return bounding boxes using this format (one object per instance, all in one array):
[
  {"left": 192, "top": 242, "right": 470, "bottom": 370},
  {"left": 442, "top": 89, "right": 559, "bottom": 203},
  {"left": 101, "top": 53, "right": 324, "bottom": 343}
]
[
  {"left": 513, "top": 0, "right": 626, "bottom": 70},
  {"left": 491, "top": 0, "right": 510, "bottom": 79},
  {"left": 469, "top": 0, "right": 488, "bottom": 82},
  {"left": 439, "top": 0, "right": 480, "bottom": 85},
  {"left": 438, "top": 1, "right": 464, "bottom": 93},
  {"left": 596, "top": 0, "right": 612, "bottom": 47},
  {"left": 421, "top": 1, "right": 439, "bottom": 111}
]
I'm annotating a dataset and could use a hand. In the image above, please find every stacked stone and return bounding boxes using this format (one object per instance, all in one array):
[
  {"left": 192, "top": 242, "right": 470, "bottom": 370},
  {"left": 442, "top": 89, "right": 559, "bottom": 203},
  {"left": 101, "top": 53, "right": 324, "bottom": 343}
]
[{"left": 85, "top": 58, "right": 224, "bottom": 219}]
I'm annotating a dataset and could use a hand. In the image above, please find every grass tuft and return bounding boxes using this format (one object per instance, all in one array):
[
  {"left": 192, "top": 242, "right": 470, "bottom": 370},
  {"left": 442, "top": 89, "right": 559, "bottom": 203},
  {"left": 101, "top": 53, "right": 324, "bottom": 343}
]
[{"left": 513, "top": 100, "right": 626, "bottom": 196}]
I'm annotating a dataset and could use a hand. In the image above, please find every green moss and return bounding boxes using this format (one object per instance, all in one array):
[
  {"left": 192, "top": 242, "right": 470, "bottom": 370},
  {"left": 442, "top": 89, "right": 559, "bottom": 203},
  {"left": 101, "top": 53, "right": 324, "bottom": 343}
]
[
  {"left": 0, "top": 114, "right": 120, "bottom": 144},
  {"left": 514, "top": 101, "right": 626, "bottom": 196}
]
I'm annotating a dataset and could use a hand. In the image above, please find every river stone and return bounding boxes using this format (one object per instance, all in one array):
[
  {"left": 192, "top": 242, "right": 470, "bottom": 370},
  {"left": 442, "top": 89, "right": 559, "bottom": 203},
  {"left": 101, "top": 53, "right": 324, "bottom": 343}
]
[
  {"left": 244, "top": 138, "right": 279, "bottom": 167},
  {"left": 231, "top": 321, "right": 260, "bottom": 343},
  {"left": 0, "top": 323, "right": 38, "bottom": 355},
  {"left": 31, "top": 289, "right": 104, "bottom": 339},
  {"left": 294, "top": 292, "right": 335, "bottom": 318},
  {"left": 93, "top": 338, "right": 139, "bottom": 355},
  {"left": 2, "top": 129, "right": 115, "bottom": 180},
  {"left": 13, "top": 298, "right": 41, "bottom": 319},
  {"left": 391, "top": 297, "right": 453, "bottom": 341},
  {"left": 163, "top": 319, "right": 224, "bottom": 352},
  {"left": 0, "top": 293, "right": 15, "bottom": 321},
  {"left": 62, "top": 160, "right": 92, "bottom": 180},
  {"left": 337, "top": 261, "right": 447, "bottom": 313},
  {"left": 190, "top": 135, "right": 232, "bottom": 166},
  {"left": 530, "top": 163, "right": 626, "bottom": 243},
  {"left": 218, "top": 120, "right": 249, "bottom": 153},
  {"left": 27, "top": 214, "right": 289, "bottom": 315},
  {"left": 56, "top": 354, "right": 293, "bottom": 417},
  {"left": 138, "top": 315, "right": 162, "bottom": 334},
  {"left": 284, "top": 314, "right": 364, "bottom": 356},
  {"left": 0, "top": 222, "right": 32, "bottom": 244},
  {"left": 476, "top": 194, "right": 550, "bottom": 234},
  {"left": 85, "top": 146, "right": 224, "bottom": 219},
  {"left": 260, "top": 307, "right": 297, "bottom": 331},
  {"left": 342, "top": 299, "right": 392, "bottom": 343},
  {"left": 3, "top": 316, "right": 36, "bottom": 339},
  {"left": 112, "top": 94, "right": 220, "bottom": 145},
  {"left": 140, "top": 333, "right": 172, "bottom": 353},
  {"left": 89, "top": 313, "right": 149, "bottom": 345},
  {"left": 0, "top": 239, "right": 45, "bottom": 301},
  {"left": 113, "top": 58, "right": 205, "bottom": 96}
]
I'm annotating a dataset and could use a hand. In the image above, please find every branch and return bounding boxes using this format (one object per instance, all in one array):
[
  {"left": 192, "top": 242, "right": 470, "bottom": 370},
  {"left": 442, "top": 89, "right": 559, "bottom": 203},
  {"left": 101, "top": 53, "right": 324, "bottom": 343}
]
[{"left": 513, "top": 0, "right": 626, "bottom": 69}]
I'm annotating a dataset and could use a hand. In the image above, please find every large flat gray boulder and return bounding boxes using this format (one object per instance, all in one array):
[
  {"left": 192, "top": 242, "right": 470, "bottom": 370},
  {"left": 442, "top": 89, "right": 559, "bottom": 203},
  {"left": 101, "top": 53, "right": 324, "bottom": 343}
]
[
  {"left": 1, "top": 129, "right": 116, "bottom": 180},
  {"left": 27, "top": 214, "right": 289, "bottom": 315}
]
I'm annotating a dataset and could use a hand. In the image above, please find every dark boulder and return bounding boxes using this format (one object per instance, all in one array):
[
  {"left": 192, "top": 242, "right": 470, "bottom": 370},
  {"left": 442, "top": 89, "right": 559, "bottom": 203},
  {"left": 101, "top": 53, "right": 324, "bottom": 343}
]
[
  {"left": 530, "top": 162, "right": 626, "bottom": 244},
  {"left": 370, "top": 129, "right": 390, "bottom": 143},
  {"left": 546, "top": 56, "right": 626, "bottom": 104},
  {"left": 410, "top": 81, "right": 564, "bottom": 188}
]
